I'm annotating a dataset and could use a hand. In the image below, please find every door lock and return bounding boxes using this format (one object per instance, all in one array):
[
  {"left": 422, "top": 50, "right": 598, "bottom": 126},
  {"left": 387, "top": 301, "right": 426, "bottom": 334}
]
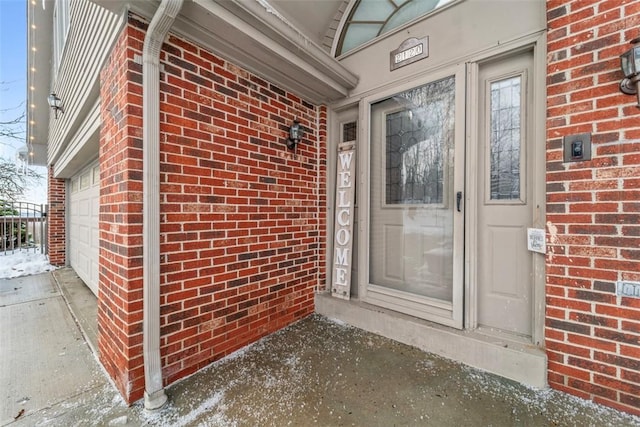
[{"left": 456, "top": 191, "right": 463, "bottom": 212}]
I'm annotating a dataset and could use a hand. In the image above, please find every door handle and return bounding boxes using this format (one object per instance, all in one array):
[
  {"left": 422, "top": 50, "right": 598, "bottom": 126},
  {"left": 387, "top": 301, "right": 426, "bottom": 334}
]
[{"left": 456, "top": 191, "right": 462, "bottom": 212}]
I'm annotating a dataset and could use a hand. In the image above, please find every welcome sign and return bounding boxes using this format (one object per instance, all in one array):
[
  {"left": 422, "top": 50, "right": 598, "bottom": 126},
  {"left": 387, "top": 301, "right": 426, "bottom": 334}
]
[{"left": 331, "top": 142, "right": 356, "bottom": 300}]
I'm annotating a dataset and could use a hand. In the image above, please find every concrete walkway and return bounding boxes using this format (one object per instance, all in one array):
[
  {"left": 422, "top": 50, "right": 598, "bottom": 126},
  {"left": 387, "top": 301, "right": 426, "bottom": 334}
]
[
  {"left": 1, "top": 270, "right": 639, "bottom": 426},
  {"left": 0, "top": 270, "right": 105, "bottom": 426}
]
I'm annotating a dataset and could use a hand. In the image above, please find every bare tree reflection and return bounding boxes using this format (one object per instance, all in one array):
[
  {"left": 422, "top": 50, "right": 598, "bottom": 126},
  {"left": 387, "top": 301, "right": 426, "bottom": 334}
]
[
  {"left": 385, "top": 77, "right": 455, "bottom": 205},
  {"left": 489, "top": 77, "right": 521, "bottom": 200}
]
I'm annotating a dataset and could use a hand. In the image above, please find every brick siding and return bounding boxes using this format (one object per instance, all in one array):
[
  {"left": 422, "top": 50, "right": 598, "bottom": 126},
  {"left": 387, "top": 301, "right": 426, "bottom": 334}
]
[
  {"left": 98, "top": 21, "right": 145, "bottom": 401},
  {"left": 98, "top": 15, "right": 325, "bottom": 404},
  {"left": 546, "top": 0, "right": 640, "bottom": 416},
  {"left": 47, "top": 165, "right": 66, "bottom": 266}
]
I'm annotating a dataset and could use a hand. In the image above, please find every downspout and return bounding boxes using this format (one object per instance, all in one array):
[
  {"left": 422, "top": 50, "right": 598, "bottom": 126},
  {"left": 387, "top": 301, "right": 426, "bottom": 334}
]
[{"left": 142, "top": 0, "right": 183, "bottom": 410}]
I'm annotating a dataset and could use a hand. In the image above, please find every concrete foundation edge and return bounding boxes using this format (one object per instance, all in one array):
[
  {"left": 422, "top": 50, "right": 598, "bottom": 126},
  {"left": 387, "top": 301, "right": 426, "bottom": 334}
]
[{"left": 315, "top": 292, "right": 548, "bottom": 389}]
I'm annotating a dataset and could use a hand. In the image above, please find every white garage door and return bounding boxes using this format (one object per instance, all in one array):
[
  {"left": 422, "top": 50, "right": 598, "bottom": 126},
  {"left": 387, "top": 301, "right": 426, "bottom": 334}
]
[{"left": 69, "top": 161, "right": 100, "bottom": 296}]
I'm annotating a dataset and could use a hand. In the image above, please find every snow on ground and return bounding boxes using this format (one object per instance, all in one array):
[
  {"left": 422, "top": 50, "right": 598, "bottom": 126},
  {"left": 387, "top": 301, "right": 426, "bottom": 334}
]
[{"left": 0, "top": 248, "right": 56, "bottom": 279}]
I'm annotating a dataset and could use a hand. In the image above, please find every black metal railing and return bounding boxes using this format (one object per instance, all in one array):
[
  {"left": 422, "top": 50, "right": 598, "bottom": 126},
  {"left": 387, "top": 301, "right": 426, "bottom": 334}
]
[{"left": 1, "top": 201, "right": 48, "bottom": 255}]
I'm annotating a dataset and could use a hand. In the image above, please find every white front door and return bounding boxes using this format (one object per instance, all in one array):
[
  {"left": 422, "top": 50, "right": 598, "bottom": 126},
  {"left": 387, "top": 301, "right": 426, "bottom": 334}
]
[
  {"left": 363, "top": 68, "right": 465, "bottom": 328},
  {"left": 476, "top": 50, "right": 535, "bottom": 338}
]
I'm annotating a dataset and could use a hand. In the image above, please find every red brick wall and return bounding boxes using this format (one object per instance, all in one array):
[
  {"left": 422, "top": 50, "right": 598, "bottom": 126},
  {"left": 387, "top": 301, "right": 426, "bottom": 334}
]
[
  {"left": 98, "top": 22, "right": 146, "bottom": 402},
  {"left": 47, "top": 165, "right": 66, "bottom": 266},
  {"left": 98, "top": 15, "right": 324, "bottom": 404},
  {"left": 546, "top": 0, "right": 640, "bottom": 416}
]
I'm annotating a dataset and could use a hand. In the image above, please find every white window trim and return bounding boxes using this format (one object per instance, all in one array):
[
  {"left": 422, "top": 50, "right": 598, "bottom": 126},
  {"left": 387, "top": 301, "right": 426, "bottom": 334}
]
[{"left": 53, "top": 0, "right": 70, "bottom": 74}]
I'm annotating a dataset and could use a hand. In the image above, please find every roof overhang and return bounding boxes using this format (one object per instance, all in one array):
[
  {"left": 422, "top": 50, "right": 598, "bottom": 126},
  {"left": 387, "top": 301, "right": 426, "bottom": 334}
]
[
  {"left": 26, "top": 0, "right": 54, "bottom": 166},
  {"left": 95, "top": 0, "right": 358, "bottom": 104}
]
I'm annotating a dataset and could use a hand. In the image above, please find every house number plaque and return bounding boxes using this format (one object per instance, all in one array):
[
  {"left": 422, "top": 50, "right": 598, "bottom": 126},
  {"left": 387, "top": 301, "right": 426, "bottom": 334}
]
[{"left": 390, "top": 37, "right": 429, "bottom": 71}]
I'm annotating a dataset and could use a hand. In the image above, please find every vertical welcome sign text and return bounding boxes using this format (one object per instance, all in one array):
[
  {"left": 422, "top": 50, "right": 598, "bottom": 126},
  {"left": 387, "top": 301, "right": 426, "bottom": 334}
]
[{"left": 331, "top": 142, "right": 356, "bottom": 300}]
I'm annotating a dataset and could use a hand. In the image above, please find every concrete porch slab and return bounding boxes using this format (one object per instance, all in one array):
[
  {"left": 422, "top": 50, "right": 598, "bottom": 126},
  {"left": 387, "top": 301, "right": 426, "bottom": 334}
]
[{"left": 315, "top": 292, "right": 548, "bottom": 388}]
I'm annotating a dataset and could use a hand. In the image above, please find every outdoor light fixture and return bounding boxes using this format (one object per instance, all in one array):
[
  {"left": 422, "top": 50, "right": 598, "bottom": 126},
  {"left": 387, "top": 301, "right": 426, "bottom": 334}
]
[
  {"left": 287, "top": 119, "right": 303, "bottom": 150},
  {"left": 47, "top": 93, "right": 64, "bottom": 119},
  {"left": 619, "top": 37, "right": 640, "bottom": 108}
]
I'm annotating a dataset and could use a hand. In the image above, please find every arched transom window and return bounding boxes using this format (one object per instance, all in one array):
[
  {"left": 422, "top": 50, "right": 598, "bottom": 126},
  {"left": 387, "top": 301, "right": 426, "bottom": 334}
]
[{"left": 336, "top": 0, "right": 454, "bottom": 56}]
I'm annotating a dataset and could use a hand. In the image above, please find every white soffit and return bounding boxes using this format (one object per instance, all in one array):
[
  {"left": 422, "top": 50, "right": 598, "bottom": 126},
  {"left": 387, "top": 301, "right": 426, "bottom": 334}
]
[{"left": 27, "top": 0, "right": 54, "bottom": 166}]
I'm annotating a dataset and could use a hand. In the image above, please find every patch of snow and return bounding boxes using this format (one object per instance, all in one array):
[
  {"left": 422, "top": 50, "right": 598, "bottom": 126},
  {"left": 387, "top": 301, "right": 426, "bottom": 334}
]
[
  {"left": 0, "top": 248, "right": 56, "bottom": 279},
  {"left": 326, "top": 317, "right": 348, "bottom": 327},
  {"left": 106, "top": 415, "right": 128, "bottom": 425},
  {"left": 417, "top": 359, "right": 436, "bottom": 371},
  {"left": 137, "top": 391, "right": 233, "bottom": 427},
  {"left": 284, "top": 354, "right": 299, "bottom": 367},
  {"left": 460, "top": 365, "right": 640, "bottom": 426},
  {"left": 171, "top": 392, "right": 225, "bottom": 427}
]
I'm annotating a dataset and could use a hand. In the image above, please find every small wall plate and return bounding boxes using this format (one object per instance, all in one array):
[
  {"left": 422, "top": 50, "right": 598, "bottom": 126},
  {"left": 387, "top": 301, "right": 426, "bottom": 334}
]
[{"left": 563, "top": 133, "right": 591, "bottom": 162}]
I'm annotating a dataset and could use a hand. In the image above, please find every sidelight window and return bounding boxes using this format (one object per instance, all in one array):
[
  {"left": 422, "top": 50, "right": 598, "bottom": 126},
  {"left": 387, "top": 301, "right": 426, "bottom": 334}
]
[{"left": 488, "top": 76, "right": 523, "bottom": 201}]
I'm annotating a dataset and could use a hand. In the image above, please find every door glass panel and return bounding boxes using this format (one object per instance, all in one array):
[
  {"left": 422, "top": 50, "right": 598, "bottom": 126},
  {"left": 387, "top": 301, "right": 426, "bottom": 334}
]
[
  {"left": 385, "top": 107, "right": 445, "bottom": 205},
  {"left": 370, "top": 76, "right": 455, "bottom": 302},
  {"left": 489, "top": 76, "right": 522, "bottom": 200}
]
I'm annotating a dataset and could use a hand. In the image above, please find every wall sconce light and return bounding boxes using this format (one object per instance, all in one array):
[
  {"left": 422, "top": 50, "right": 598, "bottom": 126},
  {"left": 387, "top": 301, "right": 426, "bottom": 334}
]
[
  {"left": 287, "top": 119, "right": 303, "bottom": 150},
  {"left": 47, "top": 93, "right": 64, "bottom": 119},
  {"left": 619, "top": 37, "right": 640, "bottom": 108}
]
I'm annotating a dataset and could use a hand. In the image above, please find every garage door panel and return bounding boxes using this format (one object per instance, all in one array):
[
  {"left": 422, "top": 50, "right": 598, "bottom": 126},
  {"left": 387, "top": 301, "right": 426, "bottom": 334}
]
[
  {"left": 91, "top": 194, "right": 99, "bottom": 214},
  {"left": 91, "top": 226, "right": 99, "bottom": 249},
  {"left": 77, "top": 252, "right": 88, "bottom": 273},
  {"left": 78, "top": 224, "right": 90, "bottom": 244},
  {"left": 78, "top": 199, "right": 90, "bottom": 216},
  {"left": 90, "top": 258, "right": 100, "bottom": 295}
]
